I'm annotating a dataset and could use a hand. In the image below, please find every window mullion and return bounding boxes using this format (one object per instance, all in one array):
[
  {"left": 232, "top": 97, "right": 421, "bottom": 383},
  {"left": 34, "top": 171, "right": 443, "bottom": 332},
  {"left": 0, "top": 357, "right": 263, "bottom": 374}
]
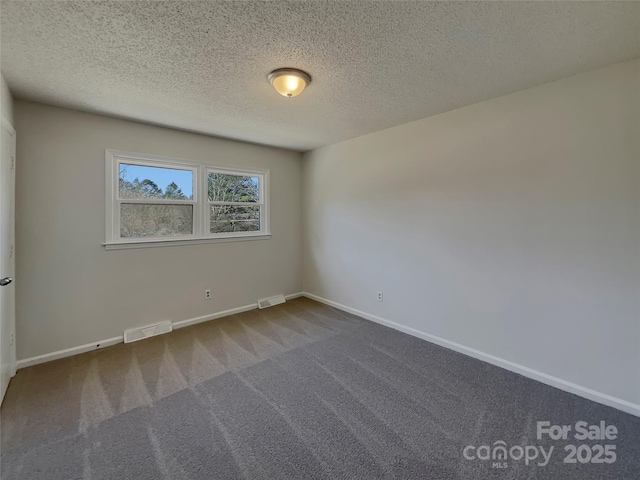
[
  {"left": 198, "top": 165, "right": 206, "bottom": 237},
  {"left": 208, "top": 201, "right": 263, "bottom": 206},
  {"left": 117, "top": 199, "right": 197, "bottom": 205}
]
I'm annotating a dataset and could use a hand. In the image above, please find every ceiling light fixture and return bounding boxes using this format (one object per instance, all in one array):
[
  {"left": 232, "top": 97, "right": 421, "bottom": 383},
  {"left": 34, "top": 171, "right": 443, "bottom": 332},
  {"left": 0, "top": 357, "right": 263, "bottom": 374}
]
[{"left": 267, "top": 68, "right": 311, "bottom": 98}]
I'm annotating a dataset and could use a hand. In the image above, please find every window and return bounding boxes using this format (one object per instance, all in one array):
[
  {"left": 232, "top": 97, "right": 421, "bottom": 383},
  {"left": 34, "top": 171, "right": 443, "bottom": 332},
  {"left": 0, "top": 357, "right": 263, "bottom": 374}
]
[{"left": 105, "top": 150, "right": 269, "bottom": 248}]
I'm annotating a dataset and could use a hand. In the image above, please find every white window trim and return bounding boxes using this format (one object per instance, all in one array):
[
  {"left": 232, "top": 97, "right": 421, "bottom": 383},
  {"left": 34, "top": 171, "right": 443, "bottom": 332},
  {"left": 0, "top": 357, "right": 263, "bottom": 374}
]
[{"left": 104, "top": 149, "right": 270, "bottom": 249}]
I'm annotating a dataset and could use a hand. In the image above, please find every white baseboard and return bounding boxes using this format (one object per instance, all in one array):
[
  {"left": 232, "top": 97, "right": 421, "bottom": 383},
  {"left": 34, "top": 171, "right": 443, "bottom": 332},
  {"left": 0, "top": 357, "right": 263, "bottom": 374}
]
[
  {"left": 16, "top": 292, "right": 304, "bottom": 370},
  {"left": 303, "top": 292, "right": 640, "bottom": 418},
  {"left": 171, "top": 291, "right": 303, "bottom": 330},
  {"left": 171, "top": 303, "right": 259, "bottom": 330},
  {"left": 16, "top": 336, "right": 124, "bottom": 369}
]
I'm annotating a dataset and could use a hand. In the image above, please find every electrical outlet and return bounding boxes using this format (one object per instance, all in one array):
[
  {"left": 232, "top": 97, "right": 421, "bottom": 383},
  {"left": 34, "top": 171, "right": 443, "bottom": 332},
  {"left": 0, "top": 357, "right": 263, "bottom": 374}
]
[
  {"left": 205, "top": 289, "right": 211, "bottom": 299},
  {"left": 376, "top": 291, "right": 383, "bottom": 302}
]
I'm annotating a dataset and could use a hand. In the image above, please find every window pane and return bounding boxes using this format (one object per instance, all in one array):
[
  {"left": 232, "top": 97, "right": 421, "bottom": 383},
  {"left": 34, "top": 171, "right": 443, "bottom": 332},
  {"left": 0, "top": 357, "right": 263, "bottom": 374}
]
[
  {"left": 210, "top": 205, "right": 260, "bottom": 233},
  {"left": 208, "top": 172, "right": 259, "bottom": 203},
  {"left": 120, "top": 204, "right": 193, "bottom": 238},
  {"left": 119, "top": 164, "right": 193, "bottom": 200}
]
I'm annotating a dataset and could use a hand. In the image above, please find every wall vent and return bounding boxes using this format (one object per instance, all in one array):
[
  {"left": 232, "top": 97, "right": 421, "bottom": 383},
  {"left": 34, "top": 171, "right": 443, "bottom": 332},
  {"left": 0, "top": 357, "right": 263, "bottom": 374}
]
[
  {"left": 124, "top": 320, "right": 172, "bottom": 343},
  {"left": 258, "top": 294, "right": 286, "bottom": 309}
]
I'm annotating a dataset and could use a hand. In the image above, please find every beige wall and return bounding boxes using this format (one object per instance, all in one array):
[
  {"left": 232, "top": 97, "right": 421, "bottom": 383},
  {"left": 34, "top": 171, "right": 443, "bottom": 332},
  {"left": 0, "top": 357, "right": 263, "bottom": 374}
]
[
  {"left": 303, "top": 60, "right": 640, "bottom": 405},
  {"left": 15, "top": 101, "right": 302, "bottom": 360},
  {"left": 1, "top": 75, "right": 13, "bottom": 126}
]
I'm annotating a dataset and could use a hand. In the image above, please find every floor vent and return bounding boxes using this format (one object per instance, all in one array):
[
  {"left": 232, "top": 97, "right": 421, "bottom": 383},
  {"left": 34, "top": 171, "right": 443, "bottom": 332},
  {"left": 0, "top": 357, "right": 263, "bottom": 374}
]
[
  {"left": 258, "top": 294, "right": 286, "bottom": 309},
  {"left": 124, "top": 320, "right": 172, "bottom": 343}
]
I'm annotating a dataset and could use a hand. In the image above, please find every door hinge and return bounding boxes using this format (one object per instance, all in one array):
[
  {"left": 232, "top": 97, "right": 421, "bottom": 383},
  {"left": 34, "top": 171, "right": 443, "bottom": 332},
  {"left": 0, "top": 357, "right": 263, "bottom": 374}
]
[{"left": 11, "top": 155, "right": 15, "bottom": 170}]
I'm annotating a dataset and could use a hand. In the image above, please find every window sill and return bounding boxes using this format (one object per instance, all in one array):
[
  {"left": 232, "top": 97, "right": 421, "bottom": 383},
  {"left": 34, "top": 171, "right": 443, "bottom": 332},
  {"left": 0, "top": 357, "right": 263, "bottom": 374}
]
[{"left": 103, "top": 234, "right": 272, "bottom": 250}]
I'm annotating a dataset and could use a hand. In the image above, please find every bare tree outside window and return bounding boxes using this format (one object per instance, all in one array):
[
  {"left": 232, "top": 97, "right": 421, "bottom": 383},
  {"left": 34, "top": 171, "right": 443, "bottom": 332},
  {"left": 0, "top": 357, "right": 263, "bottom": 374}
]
[{"left": 208, "top": 173, "right": 260, "bottom": 233}]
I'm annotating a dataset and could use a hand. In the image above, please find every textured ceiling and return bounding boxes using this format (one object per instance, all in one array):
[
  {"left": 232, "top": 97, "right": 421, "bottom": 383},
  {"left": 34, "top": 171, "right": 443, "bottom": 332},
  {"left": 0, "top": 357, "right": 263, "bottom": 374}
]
[{"left": 1, "top": 1, "right": 639, "bottom": 151}]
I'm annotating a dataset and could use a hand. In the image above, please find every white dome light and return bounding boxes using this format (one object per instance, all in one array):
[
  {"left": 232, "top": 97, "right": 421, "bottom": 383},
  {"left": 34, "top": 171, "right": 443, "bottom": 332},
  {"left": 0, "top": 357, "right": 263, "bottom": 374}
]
[{"left": 268, "top": 68, "right": 311, "bottom": 98}]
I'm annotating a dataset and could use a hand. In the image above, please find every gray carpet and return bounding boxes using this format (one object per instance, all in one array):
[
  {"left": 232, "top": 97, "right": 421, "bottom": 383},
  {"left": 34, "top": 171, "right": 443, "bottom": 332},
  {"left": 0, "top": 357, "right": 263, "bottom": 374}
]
[{"left": 1, "top": 298, "right": 639, "bottom": 479}]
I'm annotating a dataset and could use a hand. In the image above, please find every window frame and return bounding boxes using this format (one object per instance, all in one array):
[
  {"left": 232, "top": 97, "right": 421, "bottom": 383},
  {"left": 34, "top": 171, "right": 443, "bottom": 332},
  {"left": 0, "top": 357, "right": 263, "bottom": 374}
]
[{"left": 105, "top": 149, "right": 270, "bottom": 249}]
